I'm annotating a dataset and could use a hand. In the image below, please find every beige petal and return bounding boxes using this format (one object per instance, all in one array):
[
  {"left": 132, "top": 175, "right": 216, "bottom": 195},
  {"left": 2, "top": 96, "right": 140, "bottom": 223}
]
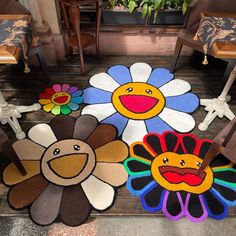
[
  {"left": 93, "top": 163, "right": 128, "bottom": 186},
  {"left": 3, "top": 161, "right": 40, "bottom": 185},
  {"left": 12, "top": 139, "right": 45, "bottom": 160},
  {"left": 81, "top": 175, "right": 115, "bottom": 210},
  {"left": 95, "top": 140, "right": 128, "bottom": 163}
]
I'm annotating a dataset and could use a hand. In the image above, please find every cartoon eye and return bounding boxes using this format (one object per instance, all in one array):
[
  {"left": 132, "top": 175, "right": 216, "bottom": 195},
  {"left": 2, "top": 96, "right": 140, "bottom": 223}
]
[
  {"left": 126, "top": 87, "right": 133, "bottom": 93},
  {"left": 74, "top": 145, "right": 80, "bottom": 151},
  {"left": 146, "top": 89, "right": 152, "bottom": 94},
  {"left": 163, "top": 158, "right": 169, "bottom": 164},
  {"left": 196, "top": 162, "right": 201, "bottom": 167},
  {"left": 53, "top": 148, "right": 60, "bottom": 155},
  {"left": 180, "top": 160, "right": 185, "bottom": 166}
]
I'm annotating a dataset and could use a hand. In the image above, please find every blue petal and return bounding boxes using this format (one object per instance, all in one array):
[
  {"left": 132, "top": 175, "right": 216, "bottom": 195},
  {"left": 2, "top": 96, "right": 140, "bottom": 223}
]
[
  {"left": 165, "top": 93, "right": 199, "bottom": 113},
  {"left": 83, "top": 88, "right": 112, "bottom": 104},
  {"left": 101, "top": 112, "right": 128, "bottom": 136},
  {"left": 147, "top": 68, "right": 174, "bottom": 88},
  {"left": 71, "top": 90, "right": 83, "bottom": 97},
  {"left": 107, "top": 65, "right": 132, "bottom": 85},
  {"left": 70, "top": 96, "right": 83, "bottom": 104},
  {"left": 202, "top": 189, "right": 228, "bottom": 220},
  {"left": 211, "top": 187, "right": 236, "bottom": 206},
  {"left": 126, "top": 173, "right": 156, "bottom": 196},
  {"left": 140, "top": 183, "right": 166, "bottom": 212},
  {"left": 68, "top": 102, "right": 79, "bottom": 111},
  {"left": 145, "top": 116, "right": 174, "bottom": 134}
]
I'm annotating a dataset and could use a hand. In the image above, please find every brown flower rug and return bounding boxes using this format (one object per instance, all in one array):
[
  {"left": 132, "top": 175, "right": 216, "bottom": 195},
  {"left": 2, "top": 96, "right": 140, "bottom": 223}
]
[{"left": 2, "top": 115, "right": 129, "bottom": 227}]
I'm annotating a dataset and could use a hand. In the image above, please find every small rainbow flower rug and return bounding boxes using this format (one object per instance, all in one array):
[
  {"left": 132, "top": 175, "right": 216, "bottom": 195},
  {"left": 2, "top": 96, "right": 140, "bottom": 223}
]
[
  {"left": 39, "top": 84, "right": 83, "bottom": 115},
  {"left": 82, "top": 63, "right": 199, "bottom": 145},
  {"left": 124, "top": 132, "right": 236, "bottom": 222},
  {"left": 2, "top": 115, "right": 128, "bottom": 226}
]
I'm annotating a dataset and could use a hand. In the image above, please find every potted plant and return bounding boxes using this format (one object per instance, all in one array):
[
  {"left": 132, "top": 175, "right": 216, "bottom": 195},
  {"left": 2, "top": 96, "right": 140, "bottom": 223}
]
[
  {"left": 102, "top": 0, "right": 193, "bottom": 25},
  {"left": 102, "top": 0, "right": 147, "bottom": 25},
  {"left": 128, "top": 0, "right": 193, "bottom": 25}
]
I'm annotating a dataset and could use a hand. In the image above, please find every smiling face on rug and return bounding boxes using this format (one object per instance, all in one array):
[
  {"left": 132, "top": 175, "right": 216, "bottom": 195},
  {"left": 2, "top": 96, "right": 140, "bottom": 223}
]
[
  {"left": 151, "top": 152, "right": 213, "bottom": 194},
  {"left": 41, "top": 139, "right": 96, "bottom": 186},
  {"left": 2, "top": 115, "right": 129, "bottom": 227},
  {"left": 51, "top": 91, "right": 71, "bottom": 105},
  {"left": 112, "top": 82, "right": 165, "bottom": 120},
  {"left": 82, "top": 63, "right": 199, "bottom": 144},
  {"left": 39, "top": 84, "right": 83, "bottom": 115},
  {"left": 124, "top": 132, "right": 236, "bottom": 222}
]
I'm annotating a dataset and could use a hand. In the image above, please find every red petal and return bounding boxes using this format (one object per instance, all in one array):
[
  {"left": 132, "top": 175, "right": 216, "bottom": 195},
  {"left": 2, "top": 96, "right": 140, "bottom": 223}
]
[
  {"left": 44, "top": 88, "right": 55, "bottom": 95},
  {"left": 39, "top": 93, "right": 52, "bottom": 99}
]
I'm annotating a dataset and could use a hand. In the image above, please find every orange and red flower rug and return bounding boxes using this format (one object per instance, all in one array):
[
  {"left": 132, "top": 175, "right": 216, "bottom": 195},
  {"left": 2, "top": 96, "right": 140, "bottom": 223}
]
[
  {"left": 124, "top": 132, "right": 236, "bottom": 222},
  {"left": 2, "top": 115, "right": 128, "bottom": 226}
]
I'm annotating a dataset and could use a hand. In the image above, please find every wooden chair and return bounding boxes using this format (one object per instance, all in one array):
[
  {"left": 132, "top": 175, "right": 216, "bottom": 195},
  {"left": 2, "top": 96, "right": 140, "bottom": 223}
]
[
  {"left": 198, "top": 116, "right": 236, "bottom": 173},
  {"left": 0, "top": 0, "right": 50, "bottom": 82},
  {"left": 0, "top": 128, "right": 26, "bottom": 176},
  {"left": 60, "top": 0, "right": 102, "bottom": 74},
  {"left": 170, "top": 0, "right": 236, "bottom": 80}
]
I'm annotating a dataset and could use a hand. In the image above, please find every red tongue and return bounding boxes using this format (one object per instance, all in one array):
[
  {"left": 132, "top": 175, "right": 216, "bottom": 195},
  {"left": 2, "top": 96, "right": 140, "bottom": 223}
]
[
  {"left": 119, "top": 95, "right": 158, "bottom": 113},
  {"left": 163, "top": 172, "right": 204, "bottom": 186},
  {"left": 54, "top": 96, "right": 69, "bottom": 104}
]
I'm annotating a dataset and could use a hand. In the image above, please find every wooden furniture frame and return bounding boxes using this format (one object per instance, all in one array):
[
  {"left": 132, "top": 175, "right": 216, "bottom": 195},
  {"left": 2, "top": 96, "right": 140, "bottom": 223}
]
[
  {"left": 60, "top": 0, "right": 102, "bottom": 74},
  {"left": 196, "top": 12, "right": 236, "bottom": 130},
  {"left": 0, "top": 14, "right": 43, "bottom": 139},
  {"left": 170, "top": 0, "right": 236, "bottom": 81},
  {"left": 0, "top": 14, "right": 49, "bottom": 82}
]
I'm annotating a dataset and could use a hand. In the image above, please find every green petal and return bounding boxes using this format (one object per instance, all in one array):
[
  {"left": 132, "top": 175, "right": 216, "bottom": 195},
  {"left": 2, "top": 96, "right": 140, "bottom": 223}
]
[
  {"left": 213, "top": 167, "right": 236, "bottom": 173},
  {"left": 124, "top": 157, "right": 151, "bottom": 176},
  {"left": 51, "top": 105, "right": 61, "bottom": 115},
  {"left": 61, "top": 105, "right": 71, "bottom": 115},
  {"left": 214, "top": 178, "right": 236, "bottom": 189}
]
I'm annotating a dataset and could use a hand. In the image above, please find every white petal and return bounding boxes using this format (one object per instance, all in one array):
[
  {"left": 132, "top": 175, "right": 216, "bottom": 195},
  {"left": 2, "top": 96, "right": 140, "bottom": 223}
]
[
  {"left": 159, "top": 107, "right": 195, "bottom": 132},
  {"left": 81, "top": 103, "right": 116, "bottom": 121},
  {"left": 28, "top": 124, "right": 57, "bottom": 147},
  {"left": 159, "top": 79, "right": 191, "bottom": 97},
  {"left": 89, "top": 73, "right": 120, "bottom": 92},
  {"left": 130, "top": 63, "right": 152, "bottom": 82},
  {"left": 122, "top": 120, "right": 147, "bottom": 145},
  {"left": 81, "top": 175, "right": 115, "bottom": 210}
]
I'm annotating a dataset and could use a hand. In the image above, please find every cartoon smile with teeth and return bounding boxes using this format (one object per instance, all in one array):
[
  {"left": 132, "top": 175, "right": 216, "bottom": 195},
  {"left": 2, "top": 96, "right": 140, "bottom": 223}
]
[
  {"left": 41, "top": 139, "right": 96, "bottom": 186},
  {"left": 51, "top": 92, "right": 71, "bottom": 105},
  {"left": 151, "top": 152, "right": 213, "bottom": 194},
  {"left": 112, "top": 82, "right": 165, "bottom": 120}
]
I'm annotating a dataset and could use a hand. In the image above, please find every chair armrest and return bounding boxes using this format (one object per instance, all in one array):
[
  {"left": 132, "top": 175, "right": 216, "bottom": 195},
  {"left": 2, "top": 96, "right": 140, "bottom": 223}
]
[{"left": 201, "top": 11, "right": 236, "bottom": 19}]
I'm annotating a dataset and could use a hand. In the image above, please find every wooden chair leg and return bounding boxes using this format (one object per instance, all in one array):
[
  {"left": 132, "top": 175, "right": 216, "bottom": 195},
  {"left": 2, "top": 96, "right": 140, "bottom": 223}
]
[
  {"left": 96, "top": 1, "right": 102, "bottom": 59},
  {"left": 0, "top": 129, "right": 27, "bottom": 176},
  {"left": 170, "top": 38, "right": 183, "bottom": 73},
  {"left": 2, "top": 141, "right": 27, "bottom": 175},
  {"left": 79, "top": 50, "right": 85, "bottom": 75},
  {"left": 36, "top": 49, "right": 50, "bottom": 83}
]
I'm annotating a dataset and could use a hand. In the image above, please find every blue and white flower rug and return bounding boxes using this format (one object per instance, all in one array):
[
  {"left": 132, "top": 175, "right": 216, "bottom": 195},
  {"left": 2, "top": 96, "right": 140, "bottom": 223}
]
[{"left": 82, "top": 63, "right": 200, "bottom": 144}]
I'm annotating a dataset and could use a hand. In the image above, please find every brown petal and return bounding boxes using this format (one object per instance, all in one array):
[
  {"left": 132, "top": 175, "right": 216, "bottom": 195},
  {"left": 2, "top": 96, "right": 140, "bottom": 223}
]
[
  {"left": 8, "top": 174, "right": 48, "bottom": 209},
  {"left": 60, "top": 185, "right": 91, "bottom": 226},
  {"left": 50, "top": 116, "right": 75, "bottom": 140},
  {"left": 86, "top": 124, "right": 117, "bottom": 149}
]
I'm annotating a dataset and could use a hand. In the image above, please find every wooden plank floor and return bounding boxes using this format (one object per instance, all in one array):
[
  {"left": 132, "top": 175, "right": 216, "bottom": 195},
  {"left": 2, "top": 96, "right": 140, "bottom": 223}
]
[{"left": 0, "top": 54, "right": 236, "bottom": 217}]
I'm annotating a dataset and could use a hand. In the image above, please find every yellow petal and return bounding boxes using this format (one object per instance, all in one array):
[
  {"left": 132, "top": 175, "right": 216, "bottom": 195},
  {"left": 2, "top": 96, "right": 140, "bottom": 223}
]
[
  {"left": 43, "top": 103, "right": 55, "bottom": 112},
  {"left": 3, "top": 161, "right": 40, "bottom": 185}
]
